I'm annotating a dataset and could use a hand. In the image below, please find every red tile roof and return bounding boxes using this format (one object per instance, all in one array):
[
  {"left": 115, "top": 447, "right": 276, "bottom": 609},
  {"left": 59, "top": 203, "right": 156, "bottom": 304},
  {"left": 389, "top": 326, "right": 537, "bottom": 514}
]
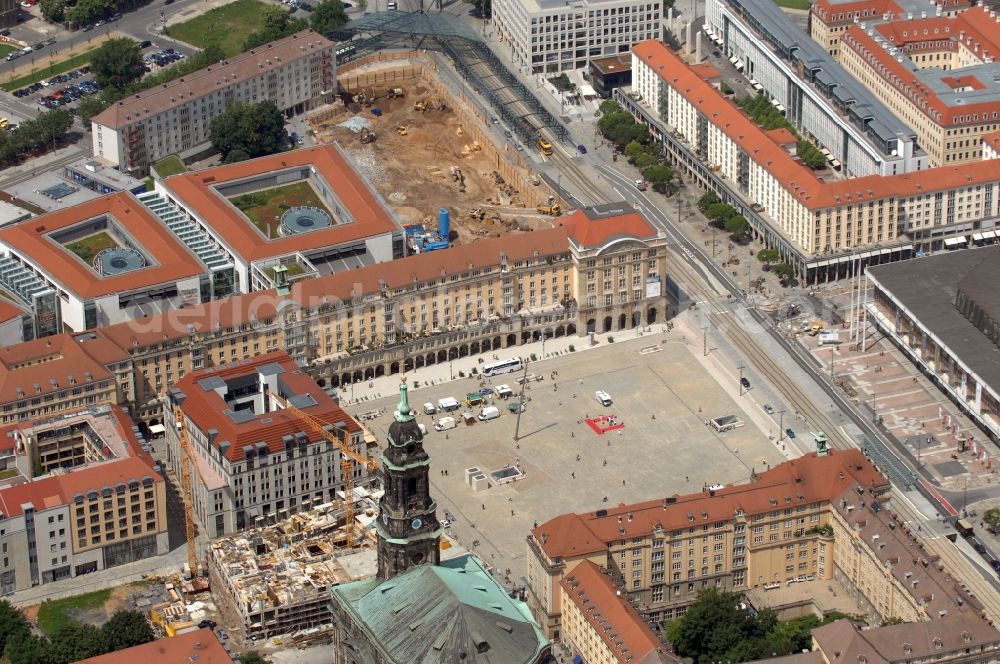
[
  {"left": 562, "top": 561, "right": 678, "bottom": 664},
  {"left": 74, "top": 629, "right": 232, "bottom": 664},
  {"left": 689, "top": 62, "right": 720, "bottom": 80},
  {"left": 633, "top": 40, "right": 1000, "bottom": 209},
  {"left": 96, "top": 207, "right": 651, "bottom": 350},
  {"left": 173, "top": 351, "right": 361, "bottom": 462},
  {"left": 766, "top": 128, "right": 798, "bottom": 147},
  {"left": 163, "top": 145, "right": 399, "bottom": 263},
  {"left": 0, "top": 455, "right": 160, "bottom": 519},
  {"left": 0, "top": 297, "right": 25, "bottom": 325},
  {"left": 92, "top": 30, "right": 333, "bottom": 130},
  {"left": 840, "top": 8, "right": 1000, "bottom": 126},
  {"left": 0, "top": 333, "right": 123, "bottom": 405},
  {"left": 811, "top": 0, "right": 902, "bottom": 25},
  {"left": 0, "top": 193, "right": 206, "bottom": 299},
  {"left": 558, "top": 210, "right": 658, "bottom": 250},
  {"left": 534, "top": 450, "right": 886, "bottom": 559}
]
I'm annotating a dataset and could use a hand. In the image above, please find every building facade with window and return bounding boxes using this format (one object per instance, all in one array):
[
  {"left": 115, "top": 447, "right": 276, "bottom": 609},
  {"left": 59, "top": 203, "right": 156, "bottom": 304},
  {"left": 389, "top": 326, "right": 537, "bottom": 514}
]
[
  {"left": 91, "top": 30, "right": 336, "bottom": 175},
  {"left": 493, "top": 0, "right": 661, "bottom": 74},
  {"left": 0, "top": 404, "right": 168, "bottom": 593},
  {"left": 164, "top": 351, "right": 370, "bottom": 538},
  {"left": 525, "top": 450, "right": 888, "bottom": 640},
  {"left": 626, "top": 39, "right": 1000, "bottom": 272}
]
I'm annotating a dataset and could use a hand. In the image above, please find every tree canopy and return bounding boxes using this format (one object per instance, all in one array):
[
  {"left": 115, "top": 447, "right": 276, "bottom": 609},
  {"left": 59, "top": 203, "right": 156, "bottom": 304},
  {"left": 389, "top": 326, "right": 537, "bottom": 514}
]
[
  {"left": 0, "top": 601, "right": 154, "bottom": 664},
  {"left": 237, "top": 652, "right": 271, "bottom": 664},
  {"left": 697, "top": 191, "right": 720, "bottom": 213},
  {"left": 210, "top": 100, "right": 286, "bottom": 163},
  {"left": 91, "top": 38, "right": 145, "bottom": 90},
  {"left": 725, "top": 215, "right": 751, "bottom": 242},
  {"left": 310, "top": 0, "right": 348, "bottom": 35},
  {"left": 244, "top": 6, "right": 308, "bottom": 50},
  {"left": 756, "top": 248, "right": 780, "bottom": 264},
  {"left": 796, "top": 140, "right": 827, "bottom": 170},
  {"left": 39, "top": 0, "right": 66, "bottom": 22},
  {"left": 985, "top": 508, "right": 1000, "bottom": 533},
  {"left": 102, "top": 610, "right": 155, "bottom": 652},
  {"left": 665, "top": 590, "right": 854, "bottom": 664}
]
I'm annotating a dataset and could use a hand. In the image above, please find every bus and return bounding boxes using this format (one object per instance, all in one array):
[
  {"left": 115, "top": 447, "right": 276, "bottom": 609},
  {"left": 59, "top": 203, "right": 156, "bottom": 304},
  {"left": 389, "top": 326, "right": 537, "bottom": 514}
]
[
  {"left": 483, "top": 357, "right": 523, "bottom": 377},
  {"left": 537, "top": 139, "right": 552, "bottom": 156}
]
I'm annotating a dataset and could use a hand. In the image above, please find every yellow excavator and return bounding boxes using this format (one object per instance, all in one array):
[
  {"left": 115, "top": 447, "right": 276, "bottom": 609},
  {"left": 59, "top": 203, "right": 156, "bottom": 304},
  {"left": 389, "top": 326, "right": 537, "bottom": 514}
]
[
  {"left": 397, "top": 125, "right": 408, "bottom": 136},
  {"left": 413, "top": 99, "right": 428, "bottom": 111},
  {"left": 536, "top": 204, "right": 561, "bottom": 216}
]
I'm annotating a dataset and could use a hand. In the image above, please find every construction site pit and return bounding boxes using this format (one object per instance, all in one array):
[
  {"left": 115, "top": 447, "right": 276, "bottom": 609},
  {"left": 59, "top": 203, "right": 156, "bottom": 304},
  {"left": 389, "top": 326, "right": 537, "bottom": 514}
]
[{"left": 307, "top": 63, "right": 562, "bottom": 247}]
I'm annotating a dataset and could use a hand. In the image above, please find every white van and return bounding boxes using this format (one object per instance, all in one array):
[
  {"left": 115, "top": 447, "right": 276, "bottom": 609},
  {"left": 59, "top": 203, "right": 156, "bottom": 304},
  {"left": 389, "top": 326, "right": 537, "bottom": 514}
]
[
  {"left": 434, "top": 416, "right": 457, "bottom": 431},
  {"left": 438, "top": 396, "right": 460, "bottom": 412},
  {"left": 478, "top": 406, "right": 501, "bottom": 421},
  {"left": 423, "top": 402, "right": 437, "bottom": 415},
  {"left": 595, "top": 390, "right": 613, "bottom": 406},
  {"left": 418, "top": 422, "right": 427, "bottom": 435},
  {"left": 496, "top": 384, "right": 514, "bottom": 399}
]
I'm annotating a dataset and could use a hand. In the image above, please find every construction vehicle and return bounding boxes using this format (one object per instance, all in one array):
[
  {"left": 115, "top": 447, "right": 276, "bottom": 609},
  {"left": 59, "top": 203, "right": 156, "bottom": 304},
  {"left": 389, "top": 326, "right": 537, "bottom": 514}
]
[
  {"left": 270, "top": 393, "right": 378, "bottom": 548},
  {"left": 414, "top": 99, "right": 428, "bottom": 111},
  {"left": 397, "top": 125, "right": 408, "bottom": 136},
  {"left": 361, "top": 131, "right": 376, "bottom": 144},
  {"left": 387, "top": 87, "right": 405, "bottom": 99},
  {"left": 536, "top": 203, "right": 561, "bottom": 216},
  {"left": 172, "top": 405, "right": 199, "bottom": 579},
  {"left": 470, "top": 208, "right": 485, "bottom": 220},
  {"left": 537, "top": 138, "right": 553, "bottom": 156},
  {"left": 352, "top": 91, "right": 370, "bottom": 107}
]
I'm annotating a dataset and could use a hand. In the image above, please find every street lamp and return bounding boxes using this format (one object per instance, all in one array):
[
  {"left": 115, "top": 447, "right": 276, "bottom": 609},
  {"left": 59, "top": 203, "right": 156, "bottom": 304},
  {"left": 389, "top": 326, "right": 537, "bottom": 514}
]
[{"left": 778, "top": 410, "right": 786, "bottom": 442}]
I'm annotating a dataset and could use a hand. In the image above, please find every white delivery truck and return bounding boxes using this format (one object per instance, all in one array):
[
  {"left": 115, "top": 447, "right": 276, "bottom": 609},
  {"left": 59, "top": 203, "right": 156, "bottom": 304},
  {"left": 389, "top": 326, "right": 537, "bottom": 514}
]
[
  {"left": 438, "top": 396, "right": 460, "bottom": 412},
  {"left": 595, "top": 390, "right": 613, "bottom": 406},
  {"left": 434, "top": 416, "right": 457, "bottom": 431},
  {"left": 478, "top": 406, "right": 501, "bottom": 421},
  {"left": 423, "top": 402, "right": 437, "bottom": 415}
]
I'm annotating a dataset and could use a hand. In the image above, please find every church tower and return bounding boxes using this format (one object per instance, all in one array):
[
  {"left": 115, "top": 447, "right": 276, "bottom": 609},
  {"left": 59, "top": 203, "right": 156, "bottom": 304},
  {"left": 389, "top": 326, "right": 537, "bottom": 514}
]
[{"left": 375, "top": 376, "right": 440, "bottom": 580}]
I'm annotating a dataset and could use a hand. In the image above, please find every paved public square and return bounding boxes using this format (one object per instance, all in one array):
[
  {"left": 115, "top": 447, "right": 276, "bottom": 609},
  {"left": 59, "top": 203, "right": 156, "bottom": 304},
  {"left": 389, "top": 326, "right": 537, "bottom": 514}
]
[{"left": 359, "top": 335, "right": 788, "bottom": 580}]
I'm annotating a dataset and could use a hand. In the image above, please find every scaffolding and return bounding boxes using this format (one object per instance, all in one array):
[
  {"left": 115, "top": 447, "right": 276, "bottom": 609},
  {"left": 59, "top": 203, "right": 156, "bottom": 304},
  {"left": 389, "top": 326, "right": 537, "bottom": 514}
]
[
  {"left": 330, "top": 11, "right": 570, "bottom": 145},
  {"left": 208, "top": 499, "right": 379, "bottom": 640}
]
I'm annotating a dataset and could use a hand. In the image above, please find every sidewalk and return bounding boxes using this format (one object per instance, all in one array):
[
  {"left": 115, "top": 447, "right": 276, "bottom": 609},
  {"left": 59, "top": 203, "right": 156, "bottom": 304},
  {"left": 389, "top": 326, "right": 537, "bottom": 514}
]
[{"left": 339, "top": 323, "right": 665, "bottom": 406}]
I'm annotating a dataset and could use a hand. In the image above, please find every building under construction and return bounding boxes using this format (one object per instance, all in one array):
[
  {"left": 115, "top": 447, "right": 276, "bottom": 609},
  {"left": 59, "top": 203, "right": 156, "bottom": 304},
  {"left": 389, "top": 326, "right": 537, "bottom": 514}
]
[{"left": 207, "top": 497, "right": 381, "bottom": 641}]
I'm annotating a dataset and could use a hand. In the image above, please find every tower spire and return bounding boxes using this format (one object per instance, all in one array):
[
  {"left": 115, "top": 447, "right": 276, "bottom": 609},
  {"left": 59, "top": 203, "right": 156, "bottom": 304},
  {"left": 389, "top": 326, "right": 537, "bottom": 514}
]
[{"left": 395, "top": 374, "right": 414, "bottom": 423}]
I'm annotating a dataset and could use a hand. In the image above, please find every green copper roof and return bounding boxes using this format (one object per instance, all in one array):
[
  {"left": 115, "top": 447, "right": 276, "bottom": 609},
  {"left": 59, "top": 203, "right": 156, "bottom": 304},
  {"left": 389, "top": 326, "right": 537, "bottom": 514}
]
[
  {"left": 330, "top": 555, "right": 549, "bottom": 663},
  {"left": 395, "top": 375, "right": 414, "bottom": 423}
]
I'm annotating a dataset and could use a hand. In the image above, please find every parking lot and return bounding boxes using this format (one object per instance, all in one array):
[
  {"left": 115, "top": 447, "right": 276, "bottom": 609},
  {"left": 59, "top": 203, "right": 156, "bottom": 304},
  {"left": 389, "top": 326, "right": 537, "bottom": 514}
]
[
  {"left": 357, "top": 336, "right": 789, "bottom": 579},
  {"left": 9, "top": 43, "right": 180, "bottom": 115}
]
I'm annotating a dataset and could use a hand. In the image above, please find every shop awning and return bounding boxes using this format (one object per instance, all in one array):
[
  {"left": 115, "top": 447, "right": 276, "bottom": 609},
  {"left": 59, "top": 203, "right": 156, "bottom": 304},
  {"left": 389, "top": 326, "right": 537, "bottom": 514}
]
[
  {"left": 149, "top": 424, "right": 165, "bottom": 435},
  {"left": 944, "top": 236, "right": 967, "bottom": 246}
]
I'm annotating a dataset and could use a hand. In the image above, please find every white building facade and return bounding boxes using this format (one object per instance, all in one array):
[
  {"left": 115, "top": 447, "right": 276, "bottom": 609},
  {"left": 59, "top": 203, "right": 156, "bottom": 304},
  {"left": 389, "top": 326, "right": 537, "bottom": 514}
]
[
  {"left": 91, "top": 30, "right": 336, "bottom": 175},
  {"left": 494, "top": 0, "right": 661, "bottom": 74}
]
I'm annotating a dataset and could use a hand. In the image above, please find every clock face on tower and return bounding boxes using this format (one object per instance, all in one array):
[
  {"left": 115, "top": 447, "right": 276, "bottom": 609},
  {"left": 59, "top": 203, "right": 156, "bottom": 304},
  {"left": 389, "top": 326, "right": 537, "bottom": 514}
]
[{"left": 411, "top": 518, "right": 422, "bottom": 530}]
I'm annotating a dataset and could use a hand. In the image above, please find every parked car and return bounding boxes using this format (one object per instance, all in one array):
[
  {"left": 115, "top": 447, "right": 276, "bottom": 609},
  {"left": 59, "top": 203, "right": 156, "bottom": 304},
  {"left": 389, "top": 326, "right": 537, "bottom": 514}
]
[
  {"left": 197, "top": 619, "right": 217, "bottom": 629},
  {"left": 785, "top": 428, "right": 796, "bottom": 439},
  {"left": 577, "top": 144, "right": 587, "bottom": 154},
  {"left": 763, "top": 404, "right": 774, "bottom": 414},
  {"left": 5, "top": 51, "right": 19, "bottom": 61},
  {"left": 740, "top": 377, "right": 751, "bottom": 389}
]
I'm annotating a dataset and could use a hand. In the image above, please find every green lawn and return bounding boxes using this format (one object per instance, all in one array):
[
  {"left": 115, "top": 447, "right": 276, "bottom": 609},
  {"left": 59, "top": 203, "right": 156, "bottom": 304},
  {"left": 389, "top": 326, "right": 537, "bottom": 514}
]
[
  {"left": 229, "top": 181, "right": 333, "bottom": 237},
  {"left": 164, "top": 0, "right": 270, "bottom": 57},
  {"left": 266, "top": 262, "right": 308, "bottom": 282},
  {"left": 1, "top": 49, "right": 97, "bottom": 92},
  {"left": 37, "top": 588, "right": 112, "bottom": 635},
  {"left": 0, "top": 44, "right": 17, "bottom": 60},
  {"left": 773, "top": 0, "right": 812, "bottom": 9},
  {"left": 153, "top": 155, "right": 187, "bottom": 178},
  {"left": 64, "top": 232, "right": 119, "bottom": 264}
]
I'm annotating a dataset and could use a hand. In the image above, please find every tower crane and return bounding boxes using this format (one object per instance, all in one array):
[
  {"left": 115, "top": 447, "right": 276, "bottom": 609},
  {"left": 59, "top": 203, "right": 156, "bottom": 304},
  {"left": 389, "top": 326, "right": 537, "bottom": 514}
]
[
  {"left": 269, "top": 393, "right": 377, "bottom": 548},
  {"left": 172, "top": 405, "right": 199, "bottom": 577}
]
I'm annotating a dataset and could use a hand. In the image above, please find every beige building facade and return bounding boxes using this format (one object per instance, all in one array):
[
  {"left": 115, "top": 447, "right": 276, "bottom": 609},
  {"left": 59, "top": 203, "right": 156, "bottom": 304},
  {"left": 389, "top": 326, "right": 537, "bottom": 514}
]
[{"left": 526, "top": 450, "right": 888, "bottom": 640}]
